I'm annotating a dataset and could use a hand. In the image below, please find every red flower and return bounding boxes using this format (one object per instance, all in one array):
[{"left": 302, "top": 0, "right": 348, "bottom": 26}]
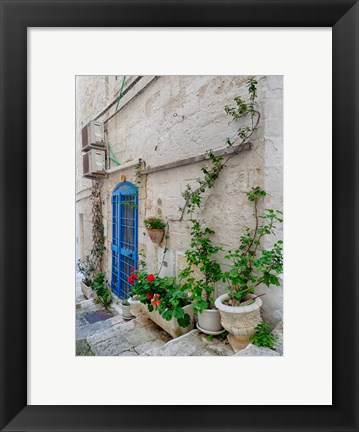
[
  {"left": 146, "top": 292, "right": 152, "bottom": 299},
  {"left": 127, "top": 273, "right": 138, "bottom": 285},
  {"left": 151, "top": 293, "right": 161, "bottom": 306},
  {"left": 151, "top": 299, "right": 161, "bottom": 306},
  {"left": 147, "top": 274, "right": 155, "bottom": 282},
  {"left": 130, "top": 267, "right": 136, "bottom": 271}
]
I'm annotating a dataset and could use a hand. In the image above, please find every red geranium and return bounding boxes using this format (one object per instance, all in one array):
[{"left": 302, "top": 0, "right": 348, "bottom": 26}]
[
  {"left": 146, "top": 292, "right": 152, "bottom": 299},
  {"left": 127, "top": 273, "right": 138, "bottom": 285},
  {"left": 151, "top": 293, "right": 161, "bottom": 306},
  {"left": 147, "top": 274, "right": 155, "bottom": 282}
]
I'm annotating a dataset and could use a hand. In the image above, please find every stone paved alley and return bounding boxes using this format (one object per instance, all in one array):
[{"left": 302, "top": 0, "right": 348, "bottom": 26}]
[{"left": 76, "top": 279, "right": 283, "bottom": 357}]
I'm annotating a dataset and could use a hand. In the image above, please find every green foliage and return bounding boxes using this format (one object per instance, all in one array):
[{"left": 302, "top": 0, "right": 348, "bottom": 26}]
[
  {"left": 91, "top": 181, "right": 105, "bottom": 274},
  {"left": 180, "top": 77, "right": 260, "bottom": 219},
  {"left": 222, "top": 187, "right": 283, "bottom": 306},
  {"left": 77, "top": 255, "right": 95, "bottom": 286},
  {"left": 178, "top": 79, "right": 264, "bottom": 311},
  {"left": 92, "top": 272, "right": 112, "bottom": 310},
  {"left": 131, "top": 259, "right": 191, "bottom": 328},
  {"left": 144, "top": 217, "right": 166, "bottom": 230},
  {"left": 179, "top": 220, "right": 222, "bottom": 312},
  {"left": 250, "top": 322, "right": 277, "bottom": 348}
]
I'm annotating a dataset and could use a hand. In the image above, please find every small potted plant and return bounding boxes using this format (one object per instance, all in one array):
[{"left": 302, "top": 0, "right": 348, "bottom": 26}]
[
  {"left": 77, "top": 255, "right": 95, "bottom": 299},
  {"left": 179, "top": 220, "right": 224, "bottom": 335},
  {"left": 144, "top": 217, "right": 166, "bottom": 244},
  {"left": 121, "top": 298, "right": 135, "bottom": 320},
  {"left": 92, "top": 272, "right": 112, "bottom": 310},
  {"left": 215, "top": 187, "right": 283, "bottom": 345}
]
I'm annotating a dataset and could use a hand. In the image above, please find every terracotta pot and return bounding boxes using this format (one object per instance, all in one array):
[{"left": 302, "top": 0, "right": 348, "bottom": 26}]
[
  {"left": 197, "top": 308, "right": 223, "bottom": 333},
  {"left": 147, "top": 228, "right": 164, "bottom": 244},
  {"left": 215, "top": 294, "right": 262, "bottom": 339}
]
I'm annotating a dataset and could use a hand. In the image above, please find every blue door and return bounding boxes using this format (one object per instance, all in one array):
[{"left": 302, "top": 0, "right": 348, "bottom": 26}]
[{"left": 111, "top": 181, "right": 138, "bottom": 299}]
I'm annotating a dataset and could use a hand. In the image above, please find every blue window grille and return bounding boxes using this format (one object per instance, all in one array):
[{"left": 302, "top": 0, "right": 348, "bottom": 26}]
[{"left": 111, "top": 181, "right": 138, "bottom": 299}]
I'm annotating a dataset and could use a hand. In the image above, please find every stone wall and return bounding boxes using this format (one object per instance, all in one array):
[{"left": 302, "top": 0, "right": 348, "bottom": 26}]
[{"left": 75, "top": 75, "right": 283, "bottom": 325}]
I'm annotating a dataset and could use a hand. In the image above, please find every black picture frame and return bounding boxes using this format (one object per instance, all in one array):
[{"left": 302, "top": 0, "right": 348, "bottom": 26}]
[{"left": 1, "top": 1, "right": 358, "bottom": 431}]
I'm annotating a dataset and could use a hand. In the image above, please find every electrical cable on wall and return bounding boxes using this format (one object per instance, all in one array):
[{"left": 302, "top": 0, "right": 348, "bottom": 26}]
[
  {"left": 107, "top": 75, "right": 127, "bottom": 166},
  {"left": 115, "top": 76, "right": 126, "bottom": 112}
]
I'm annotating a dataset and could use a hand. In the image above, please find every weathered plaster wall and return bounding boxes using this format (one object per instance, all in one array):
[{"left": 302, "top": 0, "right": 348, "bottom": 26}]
[
  {"left": 76, "top": 75, "right": 283, "bottom": 325},
  {"left": 75, "top": 76, "right": 111, "bottom": 263}
]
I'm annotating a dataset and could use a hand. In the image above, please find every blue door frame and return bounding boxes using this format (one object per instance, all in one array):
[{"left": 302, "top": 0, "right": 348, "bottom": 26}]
[{"left": 111, "top": 181, "right": 138, "bottom": 299}]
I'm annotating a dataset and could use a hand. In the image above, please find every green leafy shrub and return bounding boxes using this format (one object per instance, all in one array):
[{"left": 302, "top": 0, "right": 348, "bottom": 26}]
[
  {"left": 76, "top": 255, "right": 95, "bottom": 286},
  {"left": 179, "top": 220, "right": 222, "bottom": 313},
  {"left": 131, "top": 259, "right": 191, "bottom": 328},
  {"left": 250, "top": 322, "right": 277, "bottom": 348},
  {"left": 144, "top": 217, "right": 166, "bottom": 229},
  {"left": 92, "top": 272, "right": 112, "bottom": 310},
  {"left": 223, "top": 187, "right": 283, "bottom": 306}
]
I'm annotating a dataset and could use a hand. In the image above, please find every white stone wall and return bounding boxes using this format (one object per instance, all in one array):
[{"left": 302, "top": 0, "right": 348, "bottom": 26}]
[{"left": 76, "top": 75, "right": 283, "bottom": 325}]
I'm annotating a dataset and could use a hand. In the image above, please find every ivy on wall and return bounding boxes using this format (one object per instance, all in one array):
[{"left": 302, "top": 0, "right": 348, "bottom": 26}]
[{"left": 91, "top": 180, "right": 105, "bottom": 274}]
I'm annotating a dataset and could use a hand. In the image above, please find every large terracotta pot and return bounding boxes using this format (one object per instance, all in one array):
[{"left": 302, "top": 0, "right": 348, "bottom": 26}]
[
  {"left": 147, "top": 228, "right": 164, "bottom": 244},
  {"left": 215, "top": 293, "right": 262, "bottom": 337}
]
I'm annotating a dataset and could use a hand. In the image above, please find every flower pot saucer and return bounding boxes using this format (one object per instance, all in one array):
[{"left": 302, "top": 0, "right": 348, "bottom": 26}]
[
  {"left": 122, "top": 314, "right": 135, "bottom": 320},
  {"left": 196, "top": 323, "right": 226, "bottom": 336}
]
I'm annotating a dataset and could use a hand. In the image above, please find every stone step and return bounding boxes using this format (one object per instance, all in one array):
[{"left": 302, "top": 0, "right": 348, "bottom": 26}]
[
  {"left": 76, "top": 299, "right": 234, "bottom": 357},
  {"left": 143, "top": 329, "right": 234, "bottom": 356},
  {"left": 76, "top": 314, "right": 125, "bottom": 340},
  {"left": 86, "top": 315, "right": 171, "bottom": 356}
]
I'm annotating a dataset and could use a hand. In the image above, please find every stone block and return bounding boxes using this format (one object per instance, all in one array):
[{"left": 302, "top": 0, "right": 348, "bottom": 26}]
[
  {"left": 234, "top": 343, "right": 280, "bottom": 357},
  {"left": 227, "top": 334, "right": 251, "bottom": 353}
]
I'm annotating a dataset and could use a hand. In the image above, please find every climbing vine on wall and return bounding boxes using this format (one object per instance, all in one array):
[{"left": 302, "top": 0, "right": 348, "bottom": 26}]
[
  {"left": 180, "top": 77, "right": 260, "bottom": 219},
  {"left": 158, "top": 76, "right": 261, "bottom": 274},
  {"left": 91, "top": 180, "right": 105, "bottom": 274}
]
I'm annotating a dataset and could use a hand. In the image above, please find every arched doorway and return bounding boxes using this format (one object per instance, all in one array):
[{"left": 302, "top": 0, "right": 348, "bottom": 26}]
[{"left": 111, "top": 181, "right": 138, "bottom": 299}]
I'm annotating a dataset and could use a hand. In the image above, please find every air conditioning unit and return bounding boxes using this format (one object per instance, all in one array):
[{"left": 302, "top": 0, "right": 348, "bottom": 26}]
[
  {"left": 83, "top": 148, "right": 107, "bottom": 178},
  {"left": 82, "top": 120, "right": 105, "bottom": 151}
]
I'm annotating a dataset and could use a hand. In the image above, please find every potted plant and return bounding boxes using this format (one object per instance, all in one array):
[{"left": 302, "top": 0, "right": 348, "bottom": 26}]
[
  {"left": 144, "top": 217, "right": 166, "bottom": 244},
  {"left": 215, "top": 187, "right": 283, "bottom": 345},
  {"left": 92, "top": 272, "right": 112, "bottom": 310},
  {"left": 179, "top": 220, "right": 224, "bottom": 335},
  {"left": 128, "top": 295, "right": 142, "bottom": 317},
  {"left": 130, "top": 260, "right": 194, "bottom": 338},
  {"left": 76, "top": 255, "right": 95, "bottom": 299},
  {"left": 121, "top": 299, "right": 135, "bottom": 320}
]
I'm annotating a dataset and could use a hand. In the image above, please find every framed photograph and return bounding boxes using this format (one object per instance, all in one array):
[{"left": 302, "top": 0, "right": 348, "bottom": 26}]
[{"left": 1, "top": 1, "right": 358, "bottom": 431}]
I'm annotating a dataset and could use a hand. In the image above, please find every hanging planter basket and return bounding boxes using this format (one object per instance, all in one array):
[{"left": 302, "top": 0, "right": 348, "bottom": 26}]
[
  {"left": 147, "top": 228, "right": 165, "bottom": 244},
  {"left": 144, "top": 217, "right": 166, "bottom": 244}
]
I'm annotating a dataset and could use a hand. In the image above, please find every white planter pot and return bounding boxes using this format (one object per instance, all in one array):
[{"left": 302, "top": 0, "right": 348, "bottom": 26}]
[
  {"left": 215, "top": 293, "right": 262, "bottom": 337},
  {"left": 122, "top": 304, "right": 134, "bottom": 319},
  {"left": 197, "top": 309, "right": 223, "bottom": 333},
  {"left": 81, "top": 282, "right": 94, "bottom": 299},
  {"left": 141, "top": 303, "right": 194, "bottom": 338},
  {"left": 128, "top": 297, "right": 143, "bottom": 317}
]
